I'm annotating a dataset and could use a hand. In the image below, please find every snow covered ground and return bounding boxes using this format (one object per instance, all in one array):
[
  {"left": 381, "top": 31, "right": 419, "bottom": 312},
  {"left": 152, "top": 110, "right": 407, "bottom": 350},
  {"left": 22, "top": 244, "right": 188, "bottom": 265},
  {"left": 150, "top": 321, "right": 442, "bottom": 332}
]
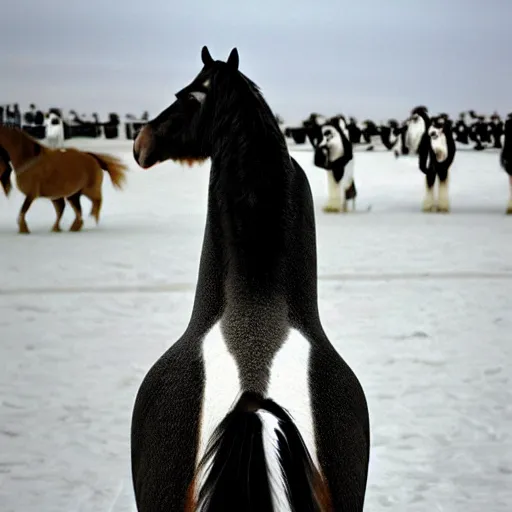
[{"left": 1, "top": 138, "right": 511, "bottom": 511}]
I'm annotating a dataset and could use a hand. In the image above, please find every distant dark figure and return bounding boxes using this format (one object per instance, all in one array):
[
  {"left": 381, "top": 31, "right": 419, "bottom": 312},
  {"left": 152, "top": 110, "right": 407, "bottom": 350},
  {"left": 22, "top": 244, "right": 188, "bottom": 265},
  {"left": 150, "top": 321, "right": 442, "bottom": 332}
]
[
  {"left": 490, "top": 112, "right": 504, "bottom": 149},
  {"left": 418, "top": 115, "right": 456, "bottom": 213},
  {"left": 500, "top": 114, "right": 512, "bottom": 214}
]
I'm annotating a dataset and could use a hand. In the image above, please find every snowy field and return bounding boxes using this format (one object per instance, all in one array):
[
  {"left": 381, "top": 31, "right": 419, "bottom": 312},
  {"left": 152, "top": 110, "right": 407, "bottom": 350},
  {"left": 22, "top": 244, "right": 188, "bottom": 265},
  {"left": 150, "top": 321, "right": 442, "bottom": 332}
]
[{"left": 1, "top": 138, "right": 511, "bottom": 511}]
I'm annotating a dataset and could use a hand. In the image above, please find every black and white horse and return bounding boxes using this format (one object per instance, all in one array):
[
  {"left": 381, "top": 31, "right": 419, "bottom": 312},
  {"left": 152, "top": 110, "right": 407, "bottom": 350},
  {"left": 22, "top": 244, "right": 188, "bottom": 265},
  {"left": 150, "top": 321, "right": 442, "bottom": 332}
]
[
  {"left": 500, "top": 114, "right": 512, "bottom": 214},
  {"left": 418, "top": 115, "right": 456, "bottom": 212},
  {"left": 132, "top": 47, "right": 370, "bottom": 511},
  {"left": 314, "top": 117, "right": 357, "bottom": 213}
]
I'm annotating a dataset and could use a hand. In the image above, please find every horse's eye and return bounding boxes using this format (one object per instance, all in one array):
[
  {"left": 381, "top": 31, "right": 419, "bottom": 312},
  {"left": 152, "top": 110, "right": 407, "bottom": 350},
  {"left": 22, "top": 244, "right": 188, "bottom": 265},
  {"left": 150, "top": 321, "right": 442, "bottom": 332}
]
[{"left": 188, "top": 91, "right": 206, "bottom": 104}]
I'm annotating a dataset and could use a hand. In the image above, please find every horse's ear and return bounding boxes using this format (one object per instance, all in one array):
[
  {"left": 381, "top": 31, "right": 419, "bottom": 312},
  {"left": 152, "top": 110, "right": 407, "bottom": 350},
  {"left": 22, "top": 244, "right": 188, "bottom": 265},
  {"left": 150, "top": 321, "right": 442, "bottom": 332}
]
[
  {"left": 201, "top": 46, "right": 214, "bottom": 66},
  {"left": 226, "top": 48, "right": 239, "bottom": 70}
]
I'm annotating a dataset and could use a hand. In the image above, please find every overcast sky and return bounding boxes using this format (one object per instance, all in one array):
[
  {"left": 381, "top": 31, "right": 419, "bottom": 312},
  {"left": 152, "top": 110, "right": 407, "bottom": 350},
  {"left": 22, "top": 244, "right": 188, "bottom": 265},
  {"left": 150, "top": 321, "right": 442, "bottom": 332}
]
[{"left": 1, "top": 0, "right": 511, "bottom": 124}]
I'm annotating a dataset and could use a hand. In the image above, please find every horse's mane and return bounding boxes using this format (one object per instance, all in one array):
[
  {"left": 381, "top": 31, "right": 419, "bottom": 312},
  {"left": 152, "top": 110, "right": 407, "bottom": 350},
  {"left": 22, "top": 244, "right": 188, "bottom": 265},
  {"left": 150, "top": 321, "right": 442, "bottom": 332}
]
[
  {"left": 0, "top": 124, "right": 45, "bottom": 158},
  {"left": 210, "top": 67, "right": 284, "bottom": 151}
]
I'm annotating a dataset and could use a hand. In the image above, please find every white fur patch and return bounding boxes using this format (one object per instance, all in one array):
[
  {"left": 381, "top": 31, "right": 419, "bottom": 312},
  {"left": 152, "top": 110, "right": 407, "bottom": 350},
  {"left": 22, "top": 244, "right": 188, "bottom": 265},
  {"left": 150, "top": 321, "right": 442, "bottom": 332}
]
[
  {"left": 423, "top": 182, "right": 435, "bottom": 211},
  {"left": 325, "top": 170, "right": 343, "bottom": 210},
  {"left": 190, "top": 91, "right": 207, "bottom": 104},
  {"left": 266, "top": 328, "right": 318, "bottom": 470},
  {"left": 257, "top": 410, "right": 291, "bottom": 511},
  {"left": 428, "top": 127, "right": 448, "bottom": 162},
  {"left": 196, "top": 322, "right": 241, "bottom": 495},
  {"left": 406, "top": 116, "right": 426, "bottom": 154},
  {"left": 340, "top": 158, "right": 355, "bottom": 192},
  {"left": 319, "top": 125, "right": 344, "bottom": 162},
  {"left": 44, "top": 114, "right": 64, "bottom": 149},
  {"left": 196, "top": 325, "right": 318, "bottom": 507},
  {"left": 438, "top": 179, "right": 450, "bottom": 210},
  {"left": 337, "top": 118, "right": 350, "bottom": 140}
]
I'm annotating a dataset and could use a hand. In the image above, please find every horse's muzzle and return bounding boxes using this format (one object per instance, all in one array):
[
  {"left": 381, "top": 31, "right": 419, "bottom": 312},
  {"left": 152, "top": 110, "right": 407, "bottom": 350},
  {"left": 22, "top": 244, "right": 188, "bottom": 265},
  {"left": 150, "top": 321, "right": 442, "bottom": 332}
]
[{"left": 133, "top": 125, "right": 158, "bottom": 169}]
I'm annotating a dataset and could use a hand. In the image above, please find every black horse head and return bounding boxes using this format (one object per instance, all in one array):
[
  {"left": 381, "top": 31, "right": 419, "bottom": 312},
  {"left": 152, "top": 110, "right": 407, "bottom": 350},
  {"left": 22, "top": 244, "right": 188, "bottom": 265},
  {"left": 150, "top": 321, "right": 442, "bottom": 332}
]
[{"left": 133, "top": 46, "right": 243, "bottom": 169}]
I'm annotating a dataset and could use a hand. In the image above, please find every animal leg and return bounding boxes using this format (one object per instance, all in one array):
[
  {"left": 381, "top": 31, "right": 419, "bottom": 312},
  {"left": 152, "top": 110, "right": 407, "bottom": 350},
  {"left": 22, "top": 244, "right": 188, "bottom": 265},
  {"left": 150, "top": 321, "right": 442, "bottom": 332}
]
[
  {"left": 323, "top": 171, "right": 343, "bottom": 213},
  {"left": 18, "top": 196, "right": 34, "bottom": 234},
  {"left": 88, "top": 197, "right": 102, "bottom": 224},
  {"left": 422, "top": 173, "right": 436, "bottom": 212},
  {"left": 507, "top": 175, "right": 512, "bottom": 215},
  {"left": 67, "top": 192, "right": 84, "bottom": 232},
  {"left": 437, "top": 178, "right": 450, "bottom": 213},
  {"left": 83, "top": 186, "right": 103, "bottom": 224},
  {"left": 51, "top": 198, "right": 66, "bottom": 232}
]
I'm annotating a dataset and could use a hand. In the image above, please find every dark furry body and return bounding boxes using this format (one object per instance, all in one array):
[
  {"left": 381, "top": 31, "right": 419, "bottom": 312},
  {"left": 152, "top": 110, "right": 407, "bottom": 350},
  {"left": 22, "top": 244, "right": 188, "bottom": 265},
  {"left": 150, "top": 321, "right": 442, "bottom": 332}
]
[
  {"left": 131, "top": 49, "right": 370, "bottom": 511},
  {"left": 500, "top": 117, "right": 512, "bottom": 177},
  {"left": 418, "top": 119, "right": 456, "bottom": 189}
]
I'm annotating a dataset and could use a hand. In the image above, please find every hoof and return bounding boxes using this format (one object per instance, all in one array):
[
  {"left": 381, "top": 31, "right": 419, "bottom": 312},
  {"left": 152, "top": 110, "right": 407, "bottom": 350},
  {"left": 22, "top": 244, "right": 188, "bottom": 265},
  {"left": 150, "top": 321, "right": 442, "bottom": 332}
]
[
  {"left": 51, "top": 225, "right": 62, "bottom": 232},
  {"left": 69, "top": 219, "right": 84, "bottom": 232},
  {"left": 437, "top": 206, "right": 450, "bottom": 213},
  {"left": 18, "top": 226, "right": 30, "bottom": 234},
  {"left": 422, "top": 204, "right": 436, "bottom": 213},
  {"left": 323, "top": 205, "right": 341, "bottom": 213},
  {"left": 506, "top": 207, "right": 512, "bottom": 215}
]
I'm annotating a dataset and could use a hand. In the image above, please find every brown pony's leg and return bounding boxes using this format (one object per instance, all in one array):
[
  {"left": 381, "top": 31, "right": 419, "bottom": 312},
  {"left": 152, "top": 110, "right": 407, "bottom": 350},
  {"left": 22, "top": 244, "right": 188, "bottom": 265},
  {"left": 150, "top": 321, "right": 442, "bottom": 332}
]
[
  {"left": 83, "top": 182, "right": 102, "bottom": 224},
  {"left": 51, "top": 198, "right": 66, "bottom": 232},
  {"left": 67, "top": 192, "right": 84, "bottom": 232},
  {"left": 18, "top": 196, "right": 34, "bottom": 234},
  {"left": 89, "top": 197, "right": 102, "bottom": 224}
]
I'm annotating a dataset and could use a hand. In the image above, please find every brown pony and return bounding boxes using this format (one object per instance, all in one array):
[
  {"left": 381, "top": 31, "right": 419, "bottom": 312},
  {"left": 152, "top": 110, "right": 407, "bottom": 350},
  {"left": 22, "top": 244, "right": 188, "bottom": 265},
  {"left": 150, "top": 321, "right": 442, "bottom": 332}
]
[{"left": 0, "top": 125, "right": 128, "bottom": 233}]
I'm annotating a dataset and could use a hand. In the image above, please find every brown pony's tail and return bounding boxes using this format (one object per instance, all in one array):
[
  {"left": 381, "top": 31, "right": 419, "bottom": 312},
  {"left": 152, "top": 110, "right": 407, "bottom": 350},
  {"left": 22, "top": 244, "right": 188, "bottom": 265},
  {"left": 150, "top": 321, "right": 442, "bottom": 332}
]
[{"left": 86, "top": 152, "right": 128, "bottom": 189}]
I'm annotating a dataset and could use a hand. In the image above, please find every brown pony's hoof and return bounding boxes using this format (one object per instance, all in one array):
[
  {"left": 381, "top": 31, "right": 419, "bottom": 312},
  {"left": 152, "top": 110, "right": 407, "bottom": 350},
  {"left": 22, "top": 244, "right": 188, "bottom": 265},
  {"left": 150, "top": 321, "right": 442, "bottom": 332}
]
[
  {"left": 51, "top": 225, "right": 62, "bottom": 232},
  {"left": 18, "top": 225, "right": 30, "bottom": 234},
  {"left": 70, "top": 219, "right": 84, "bottom": 232},
  {"left": 506, "top": 207, "right": 512, "bottom": 215}
]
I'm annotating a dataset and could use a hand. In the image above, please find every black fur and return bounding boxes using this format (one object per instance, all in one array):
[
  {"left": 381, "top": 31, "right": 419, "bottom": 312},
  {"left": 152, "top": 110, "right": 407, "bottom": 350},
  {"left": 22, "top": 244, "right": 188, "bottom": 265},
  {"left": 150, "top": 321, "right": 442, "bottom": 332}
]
[
  {"left": 0, "top": 145, "right": 13, "bottom": 196},
  {"left": 490, "top": 115, "right": 504, "bottom": 149},
  {"left": 500, "top": 116, "right": 512, "bottom": 177},
  {"left": 347, "top": 117, "right": 362, "bottom": 144},
  {"left": 197, "top": 391, "right": 323, "bottom": 511},
  {"left": 131, "top": 46, "right": 370, "bottom": 511}
]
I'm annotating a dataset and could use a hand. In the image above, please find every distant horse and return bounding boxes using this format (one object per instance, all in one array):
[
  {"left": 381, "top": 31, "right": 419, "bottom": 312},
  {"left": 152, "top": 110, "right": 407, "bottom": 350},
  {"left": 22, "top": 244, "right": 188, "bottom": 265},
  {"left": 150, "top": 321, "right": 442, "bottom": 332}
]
[
  {"left": 0, "top": 125, "right": 127, "bottom": 233},
  {"left": 44, "top": 112, "right": 65, "bottom": 148},
  {"left": 132, "top": 46, "right": 370, "bottom": 511}
]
